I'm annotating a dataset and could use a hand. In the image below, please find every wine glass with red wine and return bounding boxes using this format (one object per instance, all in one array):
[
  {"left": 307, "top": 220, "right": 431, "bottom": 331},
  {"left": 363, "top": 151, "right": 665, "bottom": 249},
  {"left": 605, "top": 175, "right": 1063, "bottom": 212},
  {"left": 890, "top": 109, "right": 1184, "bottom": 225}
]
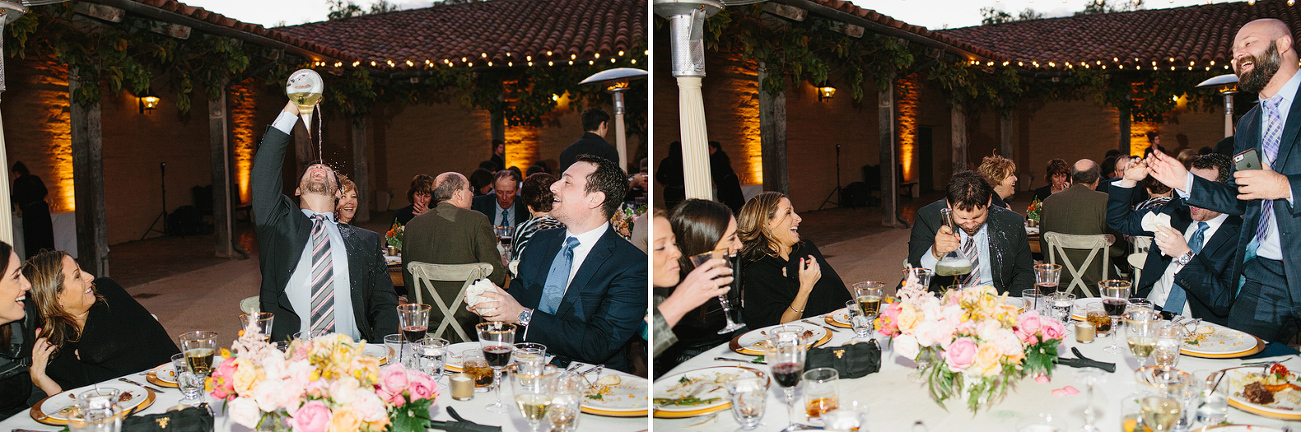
[
  {"left": 398, "top": 304, "right": 431, "bottom": 368},
  {"left": 762, "top": 329, "right": 807, "bottom": 432},
  {"left": 1099, "top": 280, "right": 1132, "bottom": 354},
  {"left": 477, "top": 322, "right": 517, "bottom": 413}
]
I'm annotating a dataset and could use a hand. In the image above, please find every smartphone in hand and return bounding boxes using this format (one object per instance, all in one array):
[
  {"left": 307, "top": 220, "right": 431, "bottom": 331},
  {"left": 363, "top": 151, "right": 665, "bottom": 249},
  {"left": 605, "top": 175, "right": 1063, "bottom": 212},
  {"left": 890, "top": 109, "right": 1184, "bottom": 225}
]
[{"left": 1234, "top": 148, "right": 1263, "bottom": 171}]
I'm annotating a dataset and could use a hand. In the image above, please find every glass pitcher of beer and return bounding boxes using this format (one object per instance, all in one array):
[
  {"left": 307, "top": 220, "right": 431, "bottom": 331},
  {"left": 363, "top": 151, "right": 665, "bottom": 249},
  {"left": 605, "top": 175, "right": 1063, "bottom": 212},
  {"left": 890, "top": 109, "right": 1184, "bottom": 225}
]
[
  {"left": 285, "top": 69, "right": 323, "bottom": 132},
  {"left": 936, "top": 207, "right": 973, "bottom": 291}
]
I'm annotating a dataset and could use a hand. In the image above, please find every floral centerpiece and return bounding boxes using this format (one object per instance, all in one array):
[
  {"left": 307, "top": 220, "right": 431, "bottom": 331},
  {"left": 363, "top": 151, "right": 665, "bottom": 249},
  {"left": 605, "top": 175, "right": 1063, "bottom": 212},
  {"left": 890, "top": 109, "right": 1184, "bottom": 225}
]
[
  {"left": 874, "top": 277, "right": 1064, "bottom": 412},
  {"left": 385, "top": 221, "right": 404, "bottom": 251},
  {"left": 207, "top": 324, "right": 438, "bottom": 432},
  {"left": 611, "top": 202, "right": 646, "bottom": 241},
  {"left": 1025, "top": 198, "right": 1043, "bottom": 226}
]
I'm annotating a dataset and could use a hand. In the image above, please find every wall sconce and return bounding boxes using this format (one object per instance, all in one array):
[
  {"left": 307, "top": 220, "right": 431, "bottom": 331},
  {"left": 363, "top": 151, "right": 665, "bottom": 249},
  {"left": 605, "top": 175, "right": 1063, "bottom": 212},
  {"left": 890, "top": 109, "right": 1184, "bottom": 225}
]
[
  {"left": 818, "top": 84, "right": 836, "bottom": 102},
  {"left": 138, "top": 88, "right": 160, "bottom": 114}
]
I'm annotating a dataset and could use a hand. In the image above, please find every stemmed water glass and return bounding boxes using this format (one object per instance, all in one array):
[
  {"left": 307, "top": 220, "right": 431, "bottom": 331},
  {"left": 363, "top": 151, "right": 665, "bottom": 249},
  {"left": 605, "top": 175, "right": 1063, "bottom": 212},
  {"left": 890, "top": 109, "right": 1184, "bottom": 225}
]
[
  {"left": 1099, "top": 280, "right": 1132, "bottom": 354},
  {"left": 1075, "top": 369, "right": 1106, "bottom": 432},
  {"left": 510, "top": 365, "right": 558, "bottom": 432},
  {"left": 398, "top": 304, "right": 430, "bottom": 368},
  {"left": 476, "top": 322, "right": 516, "bottom": 413},
  {"left": 237, "top": 312, "right": 274, "bottom": 342},
  {"left": 689, "top": 250, "right": 745, "bottom": 334},
  {"left": 762, "top": 331, "right": 806, "bottom": 432}
]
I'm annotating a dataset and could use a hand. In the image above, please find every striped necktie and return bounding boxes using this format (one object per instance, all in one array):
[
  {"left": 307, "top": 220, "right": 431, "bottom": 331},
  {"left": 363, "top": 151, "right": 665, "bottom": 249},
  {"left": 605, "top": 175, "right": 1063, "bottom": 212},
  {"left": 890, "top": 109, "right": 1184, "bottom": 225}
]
[
  {"left": 962, "top": 234, "right": 980, "bottom": 286},
  {"left": 309, "top": 214, "right": 335, "bottom": 335},
  {"left": 1254, "top": 97, "right": 1286, "bottom": 246}
]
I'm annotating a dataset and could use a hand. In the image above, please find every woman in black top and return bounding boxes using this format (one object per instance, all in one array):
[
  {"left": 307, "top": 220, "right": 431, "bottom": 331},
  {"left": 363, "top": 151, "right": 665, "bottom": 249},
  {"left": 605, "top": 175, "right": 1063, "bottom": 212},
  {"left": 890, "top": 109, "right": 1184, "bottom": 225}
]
[
  {"left": 393, "top": 174, "right": 434, "bottom": 226},
  {"left": 738, "top": 192, "right": 850, "bottom": 329},
  {"left": 25, "top": 251, "right": 179, "bottom": 390},
  {"left": 654, "top": 199, "right": 744, "bottom": 371},
  {"left": 0, "top": 241, "right": 55, "bottom": 417}
]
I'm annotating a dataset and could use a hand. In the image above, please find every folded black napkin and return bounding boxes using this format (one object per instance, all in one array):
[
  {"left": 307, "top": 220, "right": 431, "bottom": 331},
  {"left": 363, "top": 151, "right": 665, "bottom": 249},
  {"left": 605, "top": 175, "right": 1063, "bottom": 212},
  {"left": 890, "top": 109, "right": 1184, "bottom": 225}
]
[
  {"left": 428, "top": 407, "right": 502, "bottom": 432},
  {"left": 1055, "top": 347, "right": 1116, "bottom": 373}
]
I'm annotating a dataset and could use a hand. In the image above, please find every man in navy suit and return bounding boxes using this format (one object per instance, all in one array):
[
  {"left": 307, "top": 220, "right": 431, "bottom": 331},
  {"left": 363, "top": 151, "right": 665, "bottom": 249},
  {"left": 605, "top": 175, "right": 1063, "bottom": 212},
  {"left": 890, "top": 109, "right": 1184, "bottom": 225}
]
[
  {"left": 471, "top": 170, "right": 528, "bottom": 230},
  {"left": 475, "top": 155, "right": 647, "bottom": 372},
  {"left": 1149, "top": 18, "right": 1301, "bottom": 342},
  {"left": 1109, "top": 154, "right": 1242, "bottom": 326}
]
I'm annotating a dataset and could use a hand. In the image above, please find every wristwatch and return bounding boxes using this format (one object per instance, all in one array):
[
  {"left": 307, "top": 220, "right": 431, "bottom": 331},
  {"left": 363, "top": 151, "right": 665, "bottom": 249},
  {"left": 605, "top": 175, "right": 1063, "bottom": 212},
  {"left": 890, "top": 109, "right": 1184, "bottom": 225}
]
[
  {"left": 1176, "top": 251, "right": 1195, "bottom": 266},
  {"left": 518, "top": 308, "right": 534, "bottom": 326}
]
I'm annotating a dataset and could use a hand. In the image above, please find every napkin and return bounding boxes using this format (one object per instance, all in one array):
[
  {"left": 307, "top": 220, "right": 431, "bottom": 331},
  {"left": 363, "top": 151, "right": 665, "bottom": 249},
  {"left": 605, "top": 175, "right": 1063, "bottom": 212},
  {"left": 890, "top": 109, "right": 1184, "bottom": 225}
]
[
  {"left": 465, "top": 279, "right": 494, "bottom": 308},
  {"left": 1140, "top": 212, "right": 1173, "bottom": 233}
]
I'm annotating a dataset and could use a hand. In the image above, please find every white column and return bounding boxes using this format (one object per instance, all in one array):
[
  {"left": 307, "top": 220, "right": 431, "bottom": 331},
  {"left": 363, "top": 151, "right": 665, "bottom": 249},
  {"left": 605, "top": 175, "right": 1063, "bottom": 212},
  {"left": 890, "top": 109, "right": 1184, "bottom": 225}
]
[{"left": 678, "top": 76, "right": 713, "bottom": 200}]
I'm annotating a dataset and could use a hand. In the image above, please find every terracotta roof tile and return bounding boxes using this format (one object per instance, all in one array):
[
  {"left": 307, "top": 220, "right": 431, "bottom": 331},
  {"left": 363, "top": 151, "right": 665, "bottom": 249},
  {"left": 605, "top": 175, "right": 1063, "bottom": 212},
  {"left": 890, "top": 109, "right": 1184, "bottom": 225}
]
[
  {"left": 277, "top": 0, "right": 645, "bottom": 67},
  {"left": 939, "top": 2, "right": 1295, "bottom": 68}
]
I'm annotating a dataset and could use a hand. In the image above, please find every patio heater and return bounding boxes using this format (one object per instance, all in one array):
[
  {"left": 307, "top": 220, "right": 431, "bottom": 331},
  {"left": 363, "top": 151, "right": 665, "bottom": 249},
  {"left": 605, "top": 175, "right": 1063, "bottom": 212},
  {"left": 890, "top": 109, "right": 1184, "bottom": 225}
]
[
  {"left": 654, "top": 0, "right": 724, "bottom": 200},
  {"left": 579, "top": 67, "right": 648, "bottom": 172},
  {"left": 1196, "top": 74, "right": 1238, "bottom": 138}
]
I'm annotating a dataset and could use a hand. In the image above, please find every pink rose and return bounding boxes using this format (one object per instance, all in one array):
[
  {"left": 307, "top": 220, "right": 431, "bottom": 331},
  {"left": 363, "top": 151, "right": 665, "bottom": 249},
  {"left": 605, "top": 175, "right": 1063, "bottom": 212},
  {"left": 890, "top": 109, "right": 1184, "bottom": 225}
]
[
  {"left": 1017, "top": 312, "right": 1043, "bottom": 342},
  {"left": 253, "top": 379, "right": 302, "bottom": 413},
  {"left": 352, "top": 392, "right": 389, "bottom": 423},
  {"left": 228, "top": 397, "right": 261, "bottom": 429},
  {"left": 408, "top": 371, "right": 438, "bottom": 401},
  {"left": 292, "top": 400, "right": 331, "bottom": 432},
  {"left": 944, "top": 338, "right": 978, "bottom": 371},
  {"left": 893, "top": 334, "right": 920, "bottom": 360},
  {"left": 1041, "top": 319, "right": 1066, "bottom": 341},
  {"left": 379, "top": 364, "right": 409, "bottom": 395}
]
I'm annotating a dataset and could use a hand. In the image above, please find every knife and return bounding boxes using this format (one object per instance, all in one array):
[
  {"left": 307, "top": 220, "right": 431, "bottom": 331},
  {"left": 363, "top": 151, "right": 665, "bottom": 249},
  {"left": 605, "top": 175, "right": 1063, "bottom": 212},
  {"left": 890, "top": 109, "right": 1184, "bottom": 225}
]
[{"left": 714, "top": 357, "right": 765, "bottom": 365}]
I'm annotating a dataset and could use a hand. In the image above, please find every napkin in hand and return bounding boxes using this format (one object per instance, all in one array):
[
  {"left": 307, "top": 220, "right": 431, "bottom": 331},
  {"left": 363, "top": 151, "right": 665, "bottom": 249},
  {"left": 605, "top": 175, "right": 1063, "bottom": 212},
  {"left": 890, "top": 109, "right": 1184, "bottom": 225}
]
[
  {"left": 464, "top": 279, "right": 494, "bottom": 309},
  {"left": 1140, "top": 212, "right": 1173, "bottom": 233}
]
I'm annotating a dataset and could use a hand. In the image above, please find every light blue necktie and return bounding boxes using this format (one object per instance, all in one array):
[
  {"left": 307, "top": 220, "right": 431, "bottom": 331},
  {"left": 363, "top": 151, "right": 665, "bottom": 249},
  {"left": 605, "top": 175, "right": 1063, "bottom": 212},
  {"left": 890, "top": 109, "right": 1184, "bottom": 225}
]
[
  {"left": 1165, "top": 221, "right": 1208, "bottom": 314},
  {"left": 538, "top": 237, "right": 580, "bottom": 314},
  {"left": 501, "top": 209, "right": 511, "bottom": 228}
]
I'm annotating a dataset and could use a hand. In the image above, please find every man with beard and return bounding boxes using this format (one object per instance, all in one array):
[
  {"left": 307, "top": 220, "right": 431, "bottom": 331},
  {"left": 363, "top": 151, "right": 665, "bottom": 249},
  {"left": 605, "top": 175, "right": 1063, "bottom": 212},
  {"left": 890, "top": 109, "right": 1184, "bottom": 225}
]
[
  {"left": 1148, "top": 18, "right": 1301, "bottom": 343},
  {"left": 252, "top": 101, "right": 399, "bottom": 342}
]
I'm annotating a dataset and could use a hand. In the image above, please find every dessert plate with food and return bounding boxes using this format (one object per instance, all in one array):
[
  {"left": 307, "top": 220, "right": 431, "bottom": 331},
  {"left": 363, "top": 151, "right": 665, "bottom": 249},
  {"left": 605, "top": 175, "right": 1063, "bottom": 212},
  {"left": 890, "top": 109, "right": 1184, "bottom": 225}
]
[
  {"left": 580, "top": 371, "right": 648, "bottom": 417},
  {"left": 1225, "top": 363, "right": 1301, "bottom": 421},
  {"left": 1181, "top": 323, "right": 1265, "bottom": 358},
  {"left": 729, "top": 321, "right": 831, "bottom": 356},
  {"left": 30, "top": 382, "right": 155, "bottom": 425},
  {"left": 653, "top": 365, "right": 768, "bottom": 418}
]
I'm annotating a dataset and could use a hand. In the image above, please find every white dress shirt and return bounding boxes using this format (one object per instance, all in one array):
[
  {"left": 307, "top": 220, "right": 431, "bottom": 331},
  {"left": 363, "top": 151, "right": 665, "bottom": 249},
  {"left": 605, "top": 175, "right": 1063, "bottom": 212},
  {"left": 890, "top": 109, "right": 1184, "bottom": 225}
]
[
  {"left": 557, "top": 222, "right": 610, "bottom": 296},
  {"left": 1148, "top": 213, "right": 1228, "bottom": 318}
]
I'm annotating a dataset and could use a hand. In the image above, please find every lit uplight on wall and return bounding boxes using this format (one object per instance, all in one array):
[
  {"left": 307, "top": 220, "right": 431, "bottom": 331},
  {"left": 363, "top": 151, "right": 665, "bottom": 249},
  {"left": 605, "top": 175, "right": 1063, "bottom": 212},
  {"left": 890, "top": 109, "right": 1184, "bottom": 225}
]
[
  {"left": 230, "top": 79, "right": 258, "bottom": 204},
  {"left": 897, "top": 76, "right": 921, "bottom": 183}
]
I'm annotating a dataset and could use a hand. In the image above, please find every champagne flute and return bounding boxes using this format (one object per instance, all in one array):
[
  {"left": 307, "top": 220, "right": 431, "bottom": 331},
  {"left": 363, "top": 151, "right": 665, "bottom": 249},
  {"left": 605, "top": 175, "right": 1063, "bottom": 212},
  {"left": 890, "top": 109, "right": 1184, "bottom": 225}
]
[
  {"left": 689, "top": 250, "right": 745, "bottom": 334},
  {"left": 1099, "top": 280, "right": 1131, "bottom": 354},
  {"left": 762, "top": 331, "right": 806, "bottom": 432},
  {"left": 511, "top": 365, "right": 558, "bottom": 432},
  {"left": 398, "top": 304, "right": 430, "bottom": 368},
  {"left": 476, "top": 322, "right": 516, "bottom": 413}
]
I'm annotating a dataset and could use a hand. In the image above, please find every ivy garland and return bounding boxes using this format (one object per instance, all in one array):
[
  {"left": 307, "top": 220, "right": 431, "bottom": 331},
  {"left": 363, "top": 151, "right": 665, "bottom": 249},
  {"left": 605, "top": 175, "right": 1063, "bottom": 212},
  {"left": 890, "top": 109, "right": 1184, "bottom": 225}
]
[
  {"left": 5, "top": 5, "right": 647, "bottom": 131},
  {"left": 687, "top": 5, "right": 1227, "bottom": 124}
]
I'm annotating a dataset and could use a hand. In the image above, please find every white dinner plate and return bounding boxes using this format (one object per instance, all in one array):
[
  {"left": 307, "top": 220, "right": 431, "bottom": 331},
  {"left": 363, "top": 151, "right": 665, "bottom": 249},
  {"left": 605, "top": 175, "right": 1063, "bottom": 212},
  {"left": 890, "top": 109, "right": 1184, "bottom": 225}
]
[
  {"left": 150, "top": 363, "right": 177, "bottom": 384},
  {"left": 582, "top": 373, "right": 649, "bottom": 414},
  {"left": 824, "top": 308, "right": 851, "bottom": 328},
  {"left": 730, "top": 322, "right": 830, "bottom": 356},
  {"left": 361, "top": 343, "right": 395, "bottom": 363},
  {"left": 653, "top": 365, "right": 767, "bottom": 414},
  {"left": 32, "top": 382, "right": 154, "bottom": 425},
  {"left": 1070, "top": 298, "right": 1103, "bottom": 321},
  {"left": 1183, "top": 325, "right": 1261, "bottom": 356},
  {"left": 1223, "top": 368, "right": 1301, "bottom": 421},
  {"left": 443, "top": 342, "right": 482, "bottom": 372}
]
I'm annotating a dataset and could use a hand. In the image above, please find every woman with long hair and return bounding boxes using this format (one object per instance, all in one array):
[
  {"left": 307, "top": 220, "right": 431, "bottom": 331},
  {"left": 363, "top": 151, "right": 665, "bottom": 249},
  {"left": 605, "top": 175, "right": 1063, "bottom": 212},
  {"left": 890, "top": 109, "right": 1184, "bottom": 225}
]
[
  {"left": 25, "top": 251, "right": 178, "bottom": 389},
  {"left": 738, "top": 192, "right": 850, "bottom": 328},
  {"left": 651, "top": 210, "right": 730, "bottom": 362},
  {"left": 653, "top": 199, "right": 744, "bottom": 371},
  {"left": 0, "top": 240, "right": 52, "bottom": 417}
]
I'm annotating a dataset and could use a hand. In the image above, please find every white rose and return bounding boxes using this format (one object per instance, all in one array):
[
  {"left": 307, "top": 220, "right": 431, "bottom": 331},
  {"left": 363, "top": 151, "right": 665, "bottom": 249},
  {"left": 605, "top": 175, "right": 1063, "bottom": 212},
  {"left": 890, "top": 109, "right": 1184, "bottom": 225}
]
[
  {"left": 229, "top": 397, "right": 262, "bottom": 429},
  {"left": 893, "top": 334, "right": 920, "bottom": 360}
]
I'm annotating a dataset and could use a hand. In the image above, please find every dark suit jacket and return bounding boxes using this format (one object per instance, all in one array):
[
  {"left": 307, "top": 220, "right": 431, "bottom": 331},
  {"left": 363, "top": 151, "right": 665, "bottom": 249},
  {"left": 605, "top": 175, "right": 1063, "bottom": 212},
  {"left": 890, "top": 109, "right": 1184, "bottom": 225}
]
[
  {"left": 252, "top": 126, "right": 399, "bottom": 343},
  {"left": 1040, "top": 184, "right": 1112, "bottom": 291},
  {"left": 471, "top": 193, "right": 529, "bottom": 227},
  {"left": 559, "top": 132, "right": 619, "bottom": 173},
  {"left": 1186, "top": 93, "right": 1301, "bottom": 298},
  {"left": 1107, "top": 185, "right": 1241, "bottom": 325},
  {"left": 402, "top": 202, "right": 507, "bottom": 342},
  {"left": 511, "top": 227, "right": 647, "bottom": 373},
  {"left": 907, "top": 199, "right": 1034, "bottom": 295}
]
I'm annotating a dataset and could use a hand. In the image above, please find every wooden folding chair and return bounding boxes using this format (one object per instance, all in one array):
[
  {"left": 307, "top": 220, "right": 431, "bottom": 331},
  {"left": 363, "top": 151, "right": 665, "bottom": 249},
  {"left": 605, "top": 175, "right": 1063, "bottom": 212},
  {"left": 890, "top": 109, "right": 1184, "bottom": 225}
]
[
  {"left": 1043, "top": 232, "right": 1112, "bottom": 298},
  {"left": 1128, "top": 235, "right": 1153, "bottom": 286},
  {"left": 406, "top": 261, "right": 494, "bottom": 341}
]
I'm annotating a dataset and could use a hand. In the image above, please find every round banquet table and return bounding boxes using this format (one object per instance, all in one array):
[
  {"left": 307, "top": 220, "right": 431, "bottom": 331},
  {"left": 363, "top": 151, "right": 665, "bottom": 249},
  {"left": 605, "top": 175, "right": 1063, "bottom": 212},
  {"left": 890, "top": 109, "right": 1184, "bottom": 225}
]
[
  {"left": 1, "top": 367, "right": 649, "bottom": 432},
  {"left": 655, "top": 312, "right": 1300, "bottom": 431}
]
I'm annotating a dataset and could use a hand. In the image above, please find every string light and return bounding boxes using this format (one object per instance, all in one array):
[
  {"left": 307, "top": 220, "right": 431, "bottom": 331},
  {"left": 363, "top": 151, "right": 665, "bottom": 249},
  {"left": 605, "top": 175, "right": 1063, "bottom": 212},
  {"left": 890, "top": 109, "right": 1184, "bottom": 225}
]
[
  {"left": 594, "top": 53, "right": 600, "bottom": 59},
  {"left": 547, "top": 51, "right": 553, "bottom": 56},
  {"left": 618, "top": 50, "right": 624, "bottom": 56}
]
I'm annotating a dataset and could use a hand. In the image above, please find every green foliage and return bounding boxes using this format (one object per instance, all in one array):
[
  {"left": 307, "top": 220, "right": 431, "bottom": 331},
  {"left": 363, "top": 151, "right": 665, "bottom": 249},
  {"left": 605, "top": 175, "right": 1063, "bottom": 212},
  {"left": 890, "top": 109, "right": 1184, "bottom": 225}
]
[
  {"left": 980, "top": 7, "right": 1042, "bottom": 25},
  {"left": 928, "top": 61, "right": 1026, "bottom": 113},
  {"left": 1067, "top": 68, "right": 1220, "bottom": 123},
  {"left": 327, "top": 0, "right": 398, "bottom": 20},
  {"left": 1078, "top": 0, "right": 1145, "bottom": 15}
]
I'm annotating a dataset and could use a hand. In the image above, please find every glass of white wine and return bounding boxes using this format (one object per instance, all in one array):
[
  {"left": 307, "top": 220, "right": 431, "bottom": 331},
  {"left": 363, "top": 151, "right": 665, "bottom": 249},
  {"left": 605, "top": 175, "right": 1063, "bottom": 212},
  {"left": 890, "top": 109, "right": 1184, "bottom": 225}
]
[
  {"left": 511, "top": 365, "right": 558, "bottom": 432},
  {"left": 178, "top": 331, "right": 217, "bottom": 377},
  {"left": 1152, "top": 322, "right": 1184, "bottom": 369},
  {"left": 1140, "top": 395, "right": 1182, "bottom": 432},
  {"left": 1125, "top": 311, "right": 1160, "bottom": 364}
]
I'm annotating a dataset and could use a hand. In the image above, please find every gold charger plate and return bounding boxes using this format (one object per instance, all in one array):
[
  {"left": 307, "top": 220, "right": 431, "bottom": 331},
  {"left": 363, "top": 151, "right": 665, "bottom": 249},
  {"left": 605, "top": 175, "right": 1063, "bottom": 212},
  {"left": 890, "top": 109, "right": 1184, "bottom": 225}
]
[
  {"left": 823, "top": 309, "right": 851, "bottom": 328},
  {"left": 728, "top": 323, "right": 832, "bottom": 356},
  {"left": 145, "top": 371, "right": 178, "bottom": 389},
  {"left": 31, "top": 386, "right": 156, "bottom": 425},
  {"left": 653, "top": 365, "right": 768, "bottom": 419},
  {"left": 582, "top": 406, "right": 649, "bottom": 417},
  {"left": 1181, "top": 331, "right": 1266, "bottom": 359},
  {"left": 1225, "top": 399, "right": 1301, "bottom": 421}
]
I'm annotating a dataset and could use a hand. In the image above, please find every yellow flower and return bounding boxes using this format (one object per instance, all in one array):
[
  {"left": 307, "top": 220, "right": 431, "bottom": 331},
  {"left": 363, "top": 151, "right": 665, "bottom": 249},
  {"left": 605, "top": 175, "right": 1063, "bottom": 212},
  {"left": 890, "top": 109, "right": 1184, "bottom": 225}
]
[
  {"left": 897, "top": 305, "right": 922, "bottom": 332},
  {"left": 328, "top": 407, "right": 362, "bottom": 432},
  {"left": 969, "top": 343, "right": 1004, "bottom": 377}
]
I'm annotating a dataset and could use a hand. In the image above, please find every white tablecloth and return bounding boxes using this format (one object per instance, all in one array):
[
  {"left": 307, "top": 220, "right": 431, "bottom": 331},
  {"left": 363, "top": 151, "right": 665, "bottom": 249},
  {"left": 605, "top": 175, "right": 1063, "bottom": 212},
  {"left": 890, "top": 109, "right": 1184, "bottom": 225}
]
[
  {"left": 655, "top": 315, "right": 1299, "bottom": 430},
  {"left": 1, "top": 369, "right": 649, "bottom": 431}
]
